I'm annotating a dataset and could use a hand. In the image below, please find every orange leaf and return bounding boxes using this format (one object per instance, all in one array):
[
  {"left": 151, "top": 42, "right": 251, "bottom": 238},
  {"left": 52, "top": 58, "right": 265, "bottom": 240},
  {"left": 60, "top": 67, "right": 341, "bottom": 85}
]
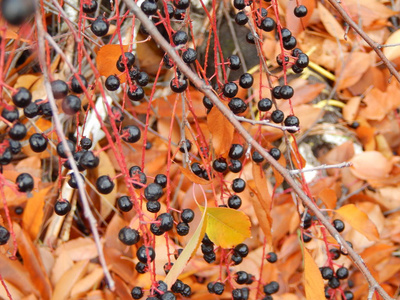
[
  {"left": 351, "top": 151, "right": 392, "bottom": 180},
  {"left": 96, "top": 44, "right": 129, "bottom": 78},
  {"left": 318, "top": 2, "right": 346, "bottom": 40},
  {"left": 207, "top": 107, "right": 234, "bottom": 156},
  {"left": 318, "top": 188, "right": 337, "bottom": 210},
  {"left": 286, "top": 0, "right": 315, "bottom": 35},
  {"left": 336, "top": 52, "right": 370, "bottom": 90},
  {"left": 335, "top": 204, "right": 379, "bottom": 241},
  {"left": 304, "top": 249, "right": 325, "bottom": 299},
  {"left": 178, "top": 165, "right": 211, "bottom": 185}
]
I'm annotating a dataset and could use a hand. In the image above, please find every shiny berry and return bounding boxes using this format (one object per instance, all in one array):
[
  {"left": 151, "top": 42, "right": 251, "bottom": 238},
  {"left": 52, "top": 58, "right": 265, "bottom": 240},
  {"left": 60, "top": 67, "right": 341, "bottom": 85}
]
[
  {"left": 271, "top": 110, "right": 284, "bottom": 123},
  {"left": 119, "top": 227, "right": 140, "bottom": 245},
  {"left": 246, "top": 32, "right": 255, "bottom": 44},
  {"left": 330, "top": 248, "right": 341, "bottom": 260},
  {"left": 79, "top": 151, "right": 99, "bottom": 169},
  {"left": 141, "top": 0, "right": 157, "bottom": 15},
  {"left": 131, "top": 286, "right": 144, "bottom": 299},
  {"left": 283, "top": 36, "right": 297, "bottom": 50},
  {"left": 51, "top": 80, "right": 69, "bottom": 99},
  {"left": 117, "top": 196, "right": 133, "bottom": 212},
  {"left": 127, "top": 86, "right": 145, "bottom": 101},
  {"left": 16, "top": 173, "right": 34, "bottom": 192},
  {"left": 294, "top": 5, "right": 308, "bottom": 18},
  {"left": 272, "top": 86, "right": 282, "bottom": 99},
  {"left": 137, "top": 245, "right": 155, "bottom": 263},
  {"left": 266, "top": 252, "right": 277, "bottom": 263},
  {"left": 116, "top": 52, "right": 135, "bottom": 72},
  {"left": 191, "top": 162, "right": 203, "bottom": 175},
  {"left": 176, "top": 222, "right": 190, "bottom": 236},
  {"left": 336, "top": 267, "right": 349, "bottom": 279},
  {"left": 54, "top": 199, "right": 71, "bottom": 216},
  {"left": 9, "top": 139, "right": 21, "bottom": 155},
  {"left": 62, "top": 95, "right": 81, "bottom": 115},
  {"left": 328, "top": 277, "right": 340, "bottom": 289},
  {"left": 182, "top": 48, "right": 197, "bottom": 63},
  {"left": 252, "top": 151, "right": 264, "bottom": 163},
  {"left": 279, "top": 85, "right": 294, "bottom": 99},
  {"left": 333, "top": 219, "right": 345, "bottom": 232},
  {"left": 91, "top": 16, "right": 109, "bottom": 36},
  {"left": 235, "top": 11, "right": 248, "bottom": 26},
  {"left": 157, "top": 213, "right": 174, "bottom": 231},
  {"left": 213, "top": 158, "right": 227, "bottom": 173},
  {"left": 239, "top": 73, "right": 253, "bottom": 88},
  {"left": 235, "top": 243, "right": 249, "bottom": 257},
  {"left": 269, "top": 147, "right": 281, "bottom": 160},
  {"left": 29, "top": 133, "right": 48, "bottom": 153},
  {"left": 170, "top": 77, "right": 188, "bottom": 93},
  {"left": 229, "top": 97, "right": 247, "bottom": 114},
  {"left": 232, "top": 288, "right": 243, "bottom": 300},
  {"left": 80, "top": 137, "right": 92, "bottom": 150},
  {"left": 203, "top": 96, "right": 213, "bottom": 109},
  {"left": 0, "top": 226, "right": 10, "bottom": 245},
  {"left": 173, "top": 0, "right": 190, "bottom": 9},
  {"left": 154, "top": 174, "right": 167, "bottom": 188},
  {"left": 96, "top": 175, "right": 114, "bottom": 194},
  {"left": 144, "top": 183, "right": 163, "bottom": 201},
  {"left": 232, "top": 178, "right": 246, "bottom": 193},
  {"left": 229, "top": 159, "right": 242, "bottom": 173},
  {"left": 146, "top": 201, "right": 161, "bottom": 213},
  {"left": 281, "top": 28, "right": 292, "bottom": 41},
  {"left": 261, "top": 17, "right": 275, "bottom": 32},
  {"left": 172, "top": 30, "right": 188, "bottom": 45},
  {"left": 136, "top": 72, "right": 149, "bottom": 86},
  {"left": 284, "top": 115, "right": 300, "bottom": 133},
  {"left": 105, "top": 75, "right": 120, "bottom": 91},
  {"left": 228, "top": 195, "right": 242, "bottom": 209},
  {"left": 57, "top": 140, "right": 75, "bottom": 158},
  {"left": 223, "top": 82, "right": 239, "bottom": 98},
  {"left": 179, "top": 139, "right": 192, "bottom": 152},
  {"left": 264, "top": 281, "right": 279, "bottom": 295},
  {"left": 203, "top": 252, "right": 216, "bottom": 263},
  {"left": 258, "top": 98, "right": 273, "bottom": 111},
  {"left": 320, "top": 267, "right": 334, "bottom": 279},
  {"left": 233, "top": 0, "right": 245, "bottom": 9},
  {"left": 2, "top": 106, "right": 19, "bottom": 122},
  {"left": 9, "top": 122, "right": 27, "bottom": 140},
  {"left": 228, "top": 55, "right": 241, "bottom": 70},
  {"left": 181, "top": 208, "right": 195, "bottom": 223},
  {"left": 296, "top": 53, "right": 309, "bottom": 68},
  {"left": 12, "top": 88, "right": 32, "bottom": 108},
  {"left": 121, "top": 125, "right": 141, "bottom": 143},
  {"left": 229, "top": 144, "right": 244, "bottom": 159},
  {"left": 231, "top": 252, "right": 243, "bottom": 265},
  {"left": 0, "top": 148, "right": 12, "bottom": 165},
  {"left": 23, "top": 102, "right": 40, "bottom": 118},
  {"left": 344, "top": 291, "right": 354, "bottom": 300},
  {"left": 135, "top": 262, "right": 147, "bottom": 273},
  {"left": 70, "top": 74, "right": 88, "bottom": 94}
]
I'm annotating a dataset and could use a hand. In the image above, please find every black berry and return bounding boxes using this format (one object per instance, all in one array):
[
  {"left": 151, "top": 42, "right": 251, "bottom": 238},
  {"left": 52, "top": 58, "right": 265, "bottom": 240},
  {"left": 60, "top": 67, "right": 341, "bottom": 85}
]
[
  {"left": 228, "top": 55, "right": 241, "bottom": 70},
  {"left": 229, "top": 97, "right": 247, "bottom": 114},
  {"left": 54, "top": 199, "right": 71, "bottom": 216},
  {"left": 181, "top": 208, "right": 195, "bottom": 223},
  {"left": 223, "top": 82, "right": 239, "bottom": 98},
  {"left": 182, "top": 48, "right": 197, "bottom": 64},
  {"left": 117, "top": 196, "right": 133, "bottom": 212},
  {"left": 294, "top": 5, "right": 308, "bottom": 18},
  {"left": 119, "top": 227, "right": 140, "bottom": 245},
  {"left": 144, "top": 183, "right": 163, "bottom": 201},
  {"left": 70, "top": 74, "right": 88, "bottom": 94},
  {"left": 121, "top": 125, "right": 141, "bottom": 143},
  {"left": 176, "top": 222, "right": 190, "bottom": 236},
  {"left": 228, "top": 195, "right": 242, "bottom": 209},
  {"left": 2, "top": 106, "right": 19, "bottom": 122},
  {"left": 62, "top": 95, "right": 81, "bottom": 115},
  {"left": 172, "top": 30, "right": 188, "bottom": 45},
  {"left": 137, "top": 245, "right": 156, "bottom": 263},
  {"left": 320, "top": 267, "right": 334, "bottom": 279},
  {"left": 336, "top": 267, "right": 349, "bottom": 279},
  {"left": 105, "top": 75, "right": 120, "bottom": 91},
  {"left": 264, "top": 281, "right": 279, "bottom": 295},
  {"left": 29, "top": 133, "right": 48, "bottom": 153},
  {"left": 0, "top": 226, "right": 10, "bottom": 245},
  {"left": 258, "top": 98, "right": 273, "bottom": 111},
  {"left": 9, "top": 122, "right": 27, "bottom": 141},
  {"left": 154, "top": 174, "right": 167, "bottom": 188},
  {"left": 51, "top": 80, "right": 69, "bottom": 99},
  {"left": 12, "top": 88, "right": 32, "bottom": 108},
  {"left": 333, "top": 219, "right": 345, "bottom": 232},
  {"left": 96, "top": 175, "right": 115, "bottom": 194},
  {"left": 266, "top": 252, "right": 277, "bottom": 263},
  {"left": 235, "top": 11, "right": 248, "bottom": 26},
  {"left": 271, "top": 110, "right": 284, "bottom": 123},
  {"left": 234, "top": 243, "right": 249, "bottom": 257},
  {"left": 91, "top": 16, "right": 109, "bottom": 37},
  {"left": 16, "top": 173, "right": 34, "bottom": 192},
  {"left": 239, "top": 73, "right": 253, "bottom": 89}
]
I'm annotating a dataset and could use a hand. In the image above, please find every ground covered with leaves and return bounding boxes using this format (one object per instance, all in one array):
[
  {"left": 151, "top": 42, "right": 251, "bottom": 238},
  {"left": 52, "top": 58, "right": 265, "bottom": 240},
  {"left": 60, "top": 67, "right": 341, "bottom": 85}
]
[{"left": 1, "top": 0, "right": 400, "bottom": 299}]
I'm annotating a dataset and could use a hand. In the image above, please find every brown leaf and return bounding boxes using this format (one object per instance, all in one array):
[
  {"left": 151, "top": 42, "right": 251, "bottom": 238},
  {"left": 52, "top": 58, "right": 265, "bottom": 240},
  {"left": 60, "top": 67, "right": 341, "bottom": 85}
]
[
  {"left": 97, "top": 150, "right": 117, "bottom": 219},
  {"left": 336, "top": 52, "right": 370, "bottom": 90},
  {"left": 318, "top": 2, "right": 346, "bottom": 40},
  {"left": 178, "top": 165, "right": 211, "bottom": 185},
  {"left": 304, "top": 249, "right": 325, "bottom": 299},
  {"left": 343, "top": 96, "right": 361, "bottom": 123},
  {"left": 207, "top": 107, "right": 234, "bottom": 156},
  {"left": 70, "top": 266, "right": 104, "bottom": 298},
  {"left": 351, "top": 151, "right": 392, "bottom": 180},
  {"left": 96, "top": 44, "right": 129, "bottom": 79},
  {"left": 318, "top": 188, "right": 337, "bottom": 209}
]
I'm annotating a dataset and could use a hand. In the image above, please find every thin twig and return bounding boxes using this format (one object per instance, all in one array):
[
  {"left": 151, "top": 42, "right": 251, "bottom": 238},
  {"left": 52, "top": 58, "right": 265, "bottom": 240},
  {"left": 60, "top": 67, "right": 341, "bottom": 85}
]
[
  {"left": 235, "top": 115, "right": 299, "bottom": 131},
  {"left": 289, "top": 162, "right": 352, "bottom": 174},
  {"left": 35, "top": 8, "right": 115, "bottom": 290},
  {"left": 123, "top": 1, "right": 395, "bottom": 299},
  {"left": 326, "top": 0, "right": 400, "bottom": 83}
]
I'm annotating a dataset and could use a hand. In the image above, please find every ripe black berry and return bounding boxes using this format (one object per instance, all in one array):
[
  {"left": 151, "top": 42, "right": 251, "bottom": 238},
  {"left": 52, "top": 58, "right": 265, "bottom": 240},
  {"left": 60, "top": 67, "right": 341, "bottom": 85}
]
[
  {"left": 320, "top": 267, "right": 334, "bottom": 279},
  {"left": 173, "top": 0, "right": 190, "bottom": 9},
  {"left": 40, "top": 101, "right": 52, "bottom": 116},
  {"left": 116, "top": 52, "right": 135, "bottom": 72},
  {"left": 144, "top": 183, "right": 163, "bottom": 201},
  {"left": 24, "top": 102, "right": 40, "bottom": 118},
  {"left": 171, "top": 280, "right": 184, "bottom": 293},
  {"left": 172, "top": 30, "right": 188, "bottom": 45},
  {"left": 70, "top": 74, "right": 88, "bottom": 94},
  {"left": 283, "top": 36, "right": 297, "bottom": 50},
  {"left": 54, "top": 199, "right": 71, "bottom": 216},
  {"left": 131, "top": 286, "right": 144, "bottom": 299},
  {"left": 203, "top": 252, "right": 216, "bottom": 263},
  {"left": 228, "top": 55, "right": 241, "bottom": 70},
  {"left": 294, "top": 5, "right": 308, "bottom": 18},
  {"left": 213, "top": 158, "right": 228, "bottom": 173},
  {"left": 233, "top": 0, "right": 245, "bottom": 9},
  {"left": 336, "top": 267, "right": 349, "bottom": 279},
  {"left": 229, "top": 159, "right": 242, "bottom": 173},
  {"left": 57, "top": 140, "right": 75, "bottom": 158},
  {"left": 232, "top": 178, "right": 246, "bottom": 193},
  {"left": 154, "top": 174, "right": 167, "bottom": 188},
  {"left": 181, "top": 208, "right": 194, "bottom": 223},
  {"left": 261, "top": 17, "right": 275, "bottom": 32},
  {"left": 266, "top": 252, "right": 277, "bottom": 263},
  {"left": 211, "top": 282, "right": 224, "bottom": 295},
  {"left": 281, "top": 28, "right": 292, "bottom": 41},
  {"left": 303, "top": 232, "right": 312, "bottom": 243},
  {"left": 9, "top": 122, "right": 27, "bottom": 141},
  {"left": 79, "top": 151, "right": 99, "bottom": 169},
  {"left": 62, "top": 95, "right": 81, "bottom": 115},
  {"left": 16, "top": 173, "right": 34, "bottom": 192},
  {"left": 229, "top": 97, "right": 247, "bottom": 114},
  {"left": 271, "top": 110, "right": 284, "bottom": 123},
  {"left": 82, "top": 0, "right": 97, "bottom": 13},
  {"left": 203, "top": 96, "right": 213, "bottom": 109},
  {"left": 269, "top": 147, "right": 281, "bottom": 160},
  {"left": 235, "top": 11, "right": 248, "bottom": 26},
  {"left": 182, "top": 48, "right": 197, "bottom": 63},
  {"left": 118, "top": 227, "right": 140, "bottom": 245},
  {"left": 111, "top": 107, "right": 124, "bottom": 124},
  {"left": 330, "top": 248, "right": 341, "bottom": 260},
  {"left": 176, "top": 222, "right": 190, "bottom": 236},
  {"left": 105, "top": 75, "right": 120, "bottom": 91},
  {"left": 272, "top": 86, "right": 282, "bottom": 99},
  {"left": 12, "top": 88, "right": 32, "bottom": 108},
  {"left": 51, "top": 80, "right": 69, "bottom": 99},
  {"left": 0, "top": 148, "right": 12, "bottom": 165},
  {"left": 264, "top": 281, "right": 279, "bottom": 295},
  {"left": 8, "top": 139, "right": 21, "bottom": 155},
  {"left": 2, "top": 106, "right": 19, "bottom": 122},
  {"left": 157, "top": 213, "right": 174, "bottom": 231},
  {"left": 246, "top": 32, "right": 255, "bottom": 44},
  {"left": 333, "top": 219, "right": 345, "bottom": 232},
  {"left": 96, "top": 175, "right": 114, "bottom": 194},
  {"left": 229, "top": 144, "right": 244, "bottom": 159},
  {"left": 235, "top": 271, "right": 249, "bottom": 284},
  {"left": 173, "top": 8, "right": 186, "bottom": 20},
  {"left": 344, "top": 291, "right": 354, "bottom": 300},
  {"left": 223, "top": 82, "right": 239, "bottom": 98},
  {"left": 181, "top": 284, "right": 191, "bottom": 297},
  {"left": 91, "top": 16, "right": 109, "bottom": 37},
  {"left": 231, "top": 252, "right": 243, "bottom": 265},
  {"left": 117, "top": 196, "right": 133, "bottom": 212},
  {"left": 252, "top": 151, "right": 264, "bottom": 163},
  {"left": 191, "top": 162, "right": 203, "bottom": 176},
  {"left": 121, "top": 125, "right": 141, "bottom": 143},
  {"left": 0, "top": 226, "right": 10, "bottom": 245},
  {"left": 29, "top": 133, "right": 48, "bottom": 153},
  {"left": 80, "top": 137, "right": 92, "bottom": 150},
  {"left": 228, "top": 195, "right": 242, "bottom": 209},
  {"left": 201, "top": 243, "right": 214, "bottom": 254},
  {"left": 127, "top": 86, "right": 145, "bottom": 101},
  {"left": 328, "top": 277, "right": 340, "bottom": 289},
  {"left": 163, "top": 3, "right": 175, "bottom": 18},
  {"left": 235, "top": 243, "right": 249, "bottom": 257},
  {"left": 137, "top": 245, "right": 156, "bottom": 263},
  {"left": 284, "top": 115, "right": 300, "bottom": 133},
  {"left": 136, "top": 72, "right": 149, "bottom": 86},
  {"left": 141, "top": 0, "right": 158, "bottom": 15},
  {"left": 296, "top": 53, "right": 309, "bottom": 68},
  {"left": 239, "top": 73, "right": 253, "bottom": 89},
  {"left": 232, "top": 288, "right": 243, "bottom": 300},
  {"left": 151, "top": 223, "right": 165, "bottom": 236},
  {"left": 135, "top": 262, "right": 148, "bottom": 273},
  {"left": 170, "top": 77, "right": 188, "bottom": 93},
  {"left": 179, "top": 139, "right": 192, "bottom": 152},
  {"left": 279, "top": 85, "right": 294, "bottom": 99},
  {"left": 146, "top": 201, "right": 161, "bottom": 213},
  {"left": 258, "top": 98, "right": 273, "bottom": 111}
]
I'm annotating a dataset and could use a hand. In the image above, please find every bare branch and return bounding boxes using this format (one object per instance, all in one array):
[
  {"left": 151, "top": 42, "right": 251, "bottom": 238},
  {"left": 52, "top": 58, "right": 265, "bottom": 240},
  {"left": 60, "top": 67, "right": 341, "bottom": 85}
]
[{"left": 289, "top": 162, "right": 352, "bottom": 175}]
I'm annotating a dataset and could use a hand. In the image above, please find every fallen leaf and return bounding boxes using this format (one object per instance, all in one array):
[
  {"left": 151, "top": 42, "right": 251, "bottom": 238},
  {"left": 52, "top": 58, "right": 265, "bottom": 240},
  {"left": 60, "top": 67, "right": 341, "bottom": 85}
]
[
  {"left": 70, "top": 266, "right": 104, "bottom": 298},
  {"left": 164, "top": 202, "right": 208, "bottom": 288},
  {"left": 286, "top": 0, "right": 315, "bottom": 35},
  {"left": 303, "top": 248, "right": 325, "bottom": 300},
  {"left": 96, "top": 44, "right": 129, "bottom": 79},
  {"left": 318, "top": 188, "right": 337, "bottom": 209},
  {"left": 336, "top": 52, "right": 370, "bottom": 90},
  {"left": 97, "top": 150, "right": 117, "bottom": 219},
  {"left": 335, "top": 204, "right": 379, "bottom": 241},
  {"left": 201, "top": 207, "right": 251, "bottom": 248},
  {"left": 207, "top": 107, "right": 234, "bottom": 156},
  {"left": 351, "top": 151, "right": 392, "bottom": 180},
  {"left": 318, "top": 2, "right": 346, "bottom": 40},
  {"left": 178, "top": 165, "right": 211, "bottom": 185},
  {"left": 343, "top": 96, "right": 361, "bottom": 123}
]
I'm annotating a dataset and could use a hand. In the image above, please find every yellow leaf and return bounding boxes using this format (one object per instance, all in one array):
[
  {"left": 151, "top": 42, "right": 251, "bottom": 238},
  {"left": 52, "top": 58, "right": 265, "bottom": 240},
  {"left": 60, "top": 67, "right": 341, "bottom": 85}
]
[
  {"left": 335, "top": 204, "right": 379, "bottom": 241},
  {"left": 178, "top": 165, "right": 211, "bottom": 185},
  {"left": 164, "top": 204, "right": 208, "bottom": 288},
  {"left": 200, "top": 207, "right": 251, "bottom": 248},
  {"left": 207, "top": 107, "right": 234, "bottom": 156},
  {"left": 22, "top": 186, "right": 53, "bottom": 240},
  {"left": 304, "top": 249, "right": 325, "bottom": 300}
]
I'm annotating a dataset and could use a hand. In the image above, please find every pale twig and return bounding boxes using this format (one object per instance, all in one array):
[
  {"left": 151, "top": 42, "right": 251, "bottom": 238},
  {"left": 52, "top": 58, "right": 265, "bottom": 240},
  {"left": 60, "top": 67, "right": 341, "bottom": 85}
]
[
  {"left": 235, "top": 115, "right": 299, "bottom": 132},
  {"left": 326, "top": 0, "right": 400, "bottom": 83},
  {"left": 35, "top": 9, "right": 115, "bottom": 290},
  {"left": 289, "top": 162, "right": 352, "bottom": 175},
  {"left": 123, "top": 1, "right": 395, "bottom": 299}
]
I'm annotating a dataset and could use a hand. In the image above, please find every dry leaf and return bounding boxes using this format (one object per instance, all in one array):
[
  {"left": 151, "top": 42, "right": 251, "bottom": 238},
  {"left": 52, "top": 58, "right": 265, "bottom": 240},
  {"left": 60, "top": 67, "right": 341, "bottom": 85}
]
[
  {"left": 96, "top": 44, "right": 129, "bottom": 79},
  {"left": 304, "top": 249, "right": 325, "bottom": 299},
  {"left": 318, "top": 188, "right": 337, "bottom": 209},
  {"left": 335, "top": 204, "right": 379, "bottom": 241},
  {"left": 336, "top": 52, "right": 370, "bottom": 90},
  {"left": 201, "top": 207, "right": 251, "bottom": 248},
  {"left": 351, "top": 151, "right": 392, "bottom": 180},
  {"left": 178, "top": 165, "right": 211, "bottom": 185},
  {"left": 318, "top": 2, "right": 346, "bottom": 40},
  {"left": 96, "top": 150, "right": 117, "bottom": 219},
  {"left": 207, "top": 107, "right": 234, "bottom": 156}
]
